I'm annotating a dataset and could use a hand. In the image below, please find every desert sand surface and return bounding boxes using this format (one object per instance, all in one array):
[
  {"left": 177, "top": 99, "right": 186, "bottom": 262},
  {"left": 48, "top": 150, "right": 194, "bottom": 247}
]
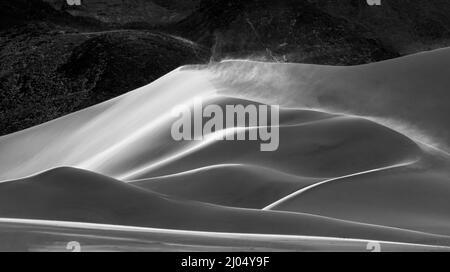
[
  {"left": 0, "top": 168, "right": 450, "bottom": 250},
  {"left": 2, "top": 167, "right": 450, "bottom": 247},
  {"left": 0, "top": 48, "right": 449, "bottom": 251},
  {"left": 0, "top": 218, "right": 448, "bottom": 252}
]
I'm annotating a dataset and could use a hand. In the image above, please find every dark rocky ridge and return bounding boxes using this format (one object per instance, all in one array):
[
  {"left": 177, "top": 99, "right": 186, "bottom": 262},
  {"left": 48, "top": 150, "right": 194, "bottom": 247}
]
[
  {"left": 310, "top": 0, "right": 450, "bottom": 54},
  {"left": 42, "top": 0, "right": 183, "bottom": 25},
  {"left": 0, "top": 0, "right": 105, "bottom": 31},
  {"left": 0, "top": 0, "right": 207, "bottom": 135},
  {"left": 175, "top": 0, "right": 399, "bottom": 64}
]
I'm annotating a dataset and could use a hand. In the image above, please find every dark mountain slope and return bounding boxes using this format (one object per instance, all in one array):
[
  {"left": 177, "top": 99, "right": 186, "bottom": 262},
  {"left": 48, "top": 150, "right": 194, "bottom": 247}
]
[
  {"left": 0, "top": 0, "right": 208, "bottom": 136},
  {"left": 176, "top": 0, "right": 398, "bottom": 64},
  {"left": 0, "top": 0, "right": 66, "bottom": 30},
  {"left": 42, "top": 0, "right": 181, "bottom": 25},
  {"left": 0, "top": 0, "right": 105, "bottom": 31},
  {"left": 152, "top": 0, "right": 200, "bottom": 12},
  {"left": 311, "top": 0, "right": 450, "bottom": 54}
]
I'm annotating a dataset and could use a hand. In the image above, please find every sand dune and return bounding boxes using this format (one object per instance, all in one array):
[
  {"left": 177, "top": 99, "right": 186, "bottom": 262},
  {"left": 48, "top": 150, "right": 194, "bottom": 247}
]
[
  {"left": 137, "top": 111, "right": 421, "bottom": 180},
  {"left": 211, "top": 48, "right": 450, "bottom": 152},
  {"left": 0, "top": 70, "right": 216, "bottom": 181},
  {"left": 132, "top": 164, "right": 320, "bottom": 209},
  {"left": 0, "top": 48, "right": 450, "bottom": 251},
  {"left": 1, "top": 167, "right": 450, "bottom": 247},
  {"left": 0, "top": 96, "right": 421, "bottom": 182},
  {"left": 266, "top": 160, "right": 450, "bottom": 236}
]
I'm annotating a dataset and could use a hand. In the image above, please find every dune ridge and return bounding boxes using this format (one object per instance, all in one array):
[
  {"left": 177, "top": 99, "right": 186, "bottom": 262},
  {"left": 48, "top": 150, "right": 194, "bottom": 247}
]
[{"left": 132, "top": 164, "right": 321, "bottom": 209}]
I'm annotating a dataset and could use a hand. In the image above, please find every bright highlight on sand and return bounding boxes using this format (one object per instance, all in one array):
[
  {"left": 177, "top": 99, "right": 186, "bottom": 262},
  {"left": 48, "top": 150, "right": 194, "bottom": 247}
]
[{"left": 171, "top": 97, "right": 280, "bottom": 152}]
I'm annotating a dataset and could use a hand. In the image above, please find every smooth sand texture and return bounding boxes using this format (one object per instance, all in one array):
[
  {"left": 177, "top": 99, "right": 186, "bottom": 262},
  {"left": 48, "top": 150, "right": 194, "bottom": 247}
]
[
  {"left": 267, "top": 161, "right": 450, "bottom": 236},
  {"left": 138, "top": 111, "right": 421, "bottom": 180},
  {"left": 132, "top": 164, "right": 320, "bottom": 209},
  {"left": 1, "top": 167, "right": 450, "bottom": 249},
  {"left": 1, "top": 219, "right": 449, "bottom": 252}
]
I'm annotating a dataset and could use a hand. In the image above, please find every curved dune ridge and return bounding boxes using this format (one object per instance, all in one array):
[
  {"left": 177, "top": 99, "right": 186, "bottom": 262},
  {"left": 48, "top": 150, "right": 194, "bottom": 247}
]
[
  {"left": 210, "top": 47, "right": 450, "bottom": 152},
  {"left": 0, "top": 94, "right": 422, "bottom": 182},
  {"left": 0, "top": 48, "right": 449, "bottom": 250},
  {"left": 265, "top": 162, "right": 450, "bottom": 236},
  {"left": 132, "top": 164, "right": 321, "bottom": 209}
]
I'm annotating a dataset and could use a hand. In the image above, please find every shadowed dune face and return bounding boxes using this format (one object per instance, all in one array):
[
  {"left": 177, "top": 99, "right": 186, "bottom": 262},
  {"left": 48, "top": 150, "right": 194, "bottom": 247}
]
[
  {"left": 1, "top": 167, "right": 450, "bottom": 247},
  {"left": 132, "top": 164, "right": 321, "bottom": 209},
  {"left": 268, "top": 165, "right": 450, "bottom": 236}
]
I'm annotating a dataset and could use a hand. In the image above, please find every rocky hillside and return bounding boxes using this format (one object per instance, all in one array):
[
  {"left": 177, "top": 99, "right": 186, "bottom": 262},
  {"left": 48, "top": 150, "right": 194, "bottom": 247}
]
[
  {"left": 42, "top": 0, "right": 182, "bottom": 25},
  {"left": 175, "top": 0, "right": 450, "bottom": 63},
  {"left": 0, "top": 0, "right": 207, "bottom": 135},
  {"left": 310, "top": 0, "right": 450, "bottom": 54},
  {"left": 0, "top": 0, "right": 103, "bottom": 31},
  {"left": 175, "top": 0, "right": 399, "bottom": 64},
  {"left": 152, "top": 0, "right": 200, "bottom": 11}
]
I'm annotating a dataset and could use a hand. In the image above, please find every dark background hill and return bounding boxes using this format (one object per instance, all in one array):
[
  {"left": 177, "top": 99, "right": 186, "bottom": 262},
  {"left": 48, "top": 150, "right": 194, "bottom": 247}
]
[
  {"left": 311, "top": 0, "right": 450, "bottom": 54},
  {"left": 174, "top": 0, "right": 397, "bottom": 63}
]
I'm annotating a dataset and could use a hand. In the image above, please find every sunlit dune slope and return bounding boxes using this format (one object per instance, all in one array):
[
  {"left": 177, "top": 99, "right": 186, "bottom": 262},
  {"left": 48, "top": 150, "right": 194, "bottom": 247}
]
[
  {"left": 0, "top": 95, "right": 422, "bottom": 182},
  {"left": 0, "top": 70, "right": 216, "bottom": 181}
]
